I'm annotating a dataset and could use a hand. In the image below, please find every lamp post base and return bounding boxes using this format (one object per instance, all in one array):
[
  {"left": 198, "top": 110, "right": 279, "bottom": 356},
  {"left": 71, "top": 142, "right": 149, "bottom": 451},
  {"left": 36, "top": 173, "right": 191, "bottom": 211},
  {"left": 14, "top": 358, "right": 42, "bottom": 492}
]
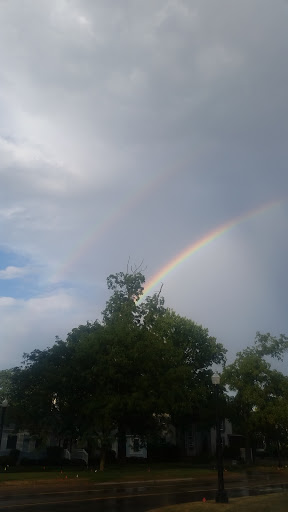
[{"left": 215, "top": 491, "right": 229, "bottom": 503}]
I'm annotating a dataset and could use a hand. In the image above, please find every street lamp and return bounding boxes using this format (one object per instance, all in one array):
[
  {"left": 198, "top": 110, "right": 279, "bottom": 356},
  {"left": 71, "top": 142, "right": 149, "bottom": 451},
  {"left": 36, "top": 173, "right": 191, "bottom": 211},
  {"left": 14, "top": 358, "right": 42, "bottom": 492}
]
[
  {"left": 0, "top": 399, "right": 8, "bottom": 452},
  {"left": 211, "top": 373, "right": 228, "bottom": 503}
]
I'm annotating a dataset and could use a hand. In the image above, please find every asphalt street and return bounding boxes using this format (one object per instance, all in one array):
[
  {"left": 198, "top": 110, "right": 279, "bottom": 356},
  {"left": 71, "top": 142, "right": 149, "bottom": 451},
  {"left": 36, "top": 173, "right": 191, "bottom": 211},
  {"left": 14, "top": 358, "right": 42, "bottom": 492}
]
[{"left": 0, "top": 476, "right": 287, "bottom": 511}]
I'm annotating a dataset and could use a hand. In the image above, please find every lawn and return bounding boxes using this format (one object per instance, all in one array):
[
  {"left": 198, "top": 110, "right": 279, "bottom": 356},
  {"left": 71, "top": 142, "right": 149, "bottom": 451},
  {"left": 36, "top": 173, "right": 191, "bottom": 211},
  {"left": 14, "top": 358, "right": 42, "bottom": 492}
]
[
  {"left": 0, "top": 463, "right": 219, "bottom": 485},
  {"left": 0, "top": 463, "right": 287, "bottom": 485},
  {"left": 148, "top": 493, "right": 288, "bottom": 512}
]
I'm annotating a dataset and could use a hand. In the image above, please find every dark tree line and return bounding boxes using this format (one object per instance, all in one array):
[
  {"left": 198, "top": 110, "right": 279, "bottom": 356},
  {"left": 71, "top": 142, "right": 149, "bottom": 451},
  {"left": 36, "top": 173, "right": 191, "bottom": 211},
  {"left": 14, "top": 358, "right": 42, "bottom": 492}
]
[
  {"left": 0, "top": 270, "right": 288, "bottom": 468},
  {"left": 223, "top": 332, "right": 288, "bottom": 463}
]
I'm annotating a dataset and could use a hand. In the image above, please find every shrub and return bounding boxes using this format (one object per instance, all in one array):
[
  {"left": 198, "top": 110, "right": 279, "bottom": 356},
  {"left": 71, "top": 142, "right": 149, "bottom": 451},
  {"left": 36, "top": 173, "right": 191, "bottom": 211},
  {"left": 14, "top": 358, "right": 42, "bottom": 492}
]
[
  {"left": 46, "top": 446, "right": 67, "bottom": 465},
  {"left": 0, "top": 449, "right": 20, "bottom": 467},
  {"left": 147, "top": 442, "right": 181, "bottom": 462}
]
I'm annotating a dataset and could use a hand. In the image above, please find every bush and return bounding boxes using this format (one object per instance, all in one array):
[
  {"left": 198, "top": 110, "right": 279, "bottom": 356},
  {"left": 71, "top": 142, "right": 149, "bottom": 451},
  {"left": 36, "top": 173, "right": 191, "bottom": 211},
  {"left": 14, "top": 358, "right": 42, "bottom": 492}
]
[
  {"left": 19, "top": 458, "right": 42, "bottom": 466},
  {"left": 106, "top": 449, "right": 116, "bottom": 464},
  {"left": 0, "top": 449, "right": 20, "bottom": 467},
  {"left": 147, "top": 442, "right": 181, "bottom": 462},
  {"left": 125, "top": 456, "right": 147, "bottom": 464},
  {"left": 87, "top": 455, "right": 100, "bottom": 467},
  {"left": 70, "top": 458, "right": 87, "bottom": 467},
  {"left": 0, "top": 455, "right": 12, "bottom": 466},
  {"left": 9, "top": 449, "right": 20, "bottom": 465},
  {"left": 188, "top": 455, "right": 214, "bottom": 465},
  {"left": 46, "top": 446, "right": 67, "bottom": 465},
  {"left": 223, "top": 445, "right": 241, "bottom": 459},
  {"left": 88, "top": 449, "right": 115, "bottom": 468}
]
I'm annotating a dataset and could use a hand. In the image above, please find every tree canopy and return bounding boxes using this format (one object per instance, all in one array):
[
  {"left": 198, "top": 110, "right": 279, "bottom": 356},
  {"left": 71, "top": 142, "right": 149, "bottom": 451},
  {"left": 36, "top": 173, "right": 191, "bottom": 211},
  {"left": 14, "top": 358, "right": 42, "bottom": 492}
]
[
  {"left": 5, "top": 270, "right": 288, "bottom": 468},
  {"left": 223, "top": 332, "right": 288, "bottom": 462},
  {"left": 6, "top": 269, "right": 226, "bottom": 467}
]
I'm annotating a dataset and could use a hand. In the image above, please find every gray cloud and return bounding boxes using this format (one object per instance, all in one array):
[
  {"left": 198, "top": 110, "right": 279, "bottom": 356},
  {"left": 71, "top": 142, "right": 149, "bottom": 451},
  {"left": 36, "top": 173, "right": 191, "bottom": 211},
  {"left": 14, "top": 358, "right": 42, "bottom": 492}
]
[{"left": 0, "top": 0, "right": 287, "bottom": 368}]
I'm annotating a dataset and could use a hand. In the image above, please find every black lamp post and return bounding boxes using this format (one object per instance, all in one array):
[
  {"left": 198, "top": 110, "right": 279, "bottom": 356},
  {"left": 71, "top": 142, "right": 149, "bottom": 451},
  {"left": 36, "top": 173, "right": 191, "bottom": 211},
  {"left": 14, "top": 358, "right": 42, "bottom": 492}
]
[
  {"left": 211, "top": 373, "right": 228, "bottom": 503},
  {"left": 0, "top": 399, "right": 8, "bottom": 452}
]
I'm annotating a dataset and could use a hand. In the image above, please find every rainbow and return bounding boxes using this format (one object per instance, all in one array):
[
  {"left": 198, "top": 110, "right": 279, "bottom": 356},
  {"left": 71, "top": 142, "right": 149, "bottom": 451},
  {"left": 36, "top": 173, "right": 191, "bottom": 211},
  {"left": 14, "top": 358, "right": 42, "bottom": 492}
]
[
  {"left": 139, "top": 198, "right": 284, "bottom": 301},
  {"left": 52, "top": 160, "right": 193, "bottom": 283},
  {"left": 52, "top": 148, "right": 217, "bottom": 284}
]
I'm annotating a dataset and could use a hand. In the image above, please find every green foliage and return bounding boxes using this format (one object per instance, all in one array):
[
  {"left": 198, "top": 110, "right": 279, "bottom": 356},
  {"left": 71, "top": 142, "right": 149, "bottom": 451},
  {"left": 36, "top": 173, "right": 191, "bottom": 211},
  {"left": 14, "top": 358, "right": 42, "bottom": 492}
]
[
  {"left": 147, "top": 440, "right": 181, "bottom": 462},
  {"left": 7, "top": 269, "right": 226, "bottom": 467},
  {"left": 0, "top": 369, "right": 15, "bottom": 402},
  {"left": 223, "top": 332, "right": 288, "bottom": 459}
]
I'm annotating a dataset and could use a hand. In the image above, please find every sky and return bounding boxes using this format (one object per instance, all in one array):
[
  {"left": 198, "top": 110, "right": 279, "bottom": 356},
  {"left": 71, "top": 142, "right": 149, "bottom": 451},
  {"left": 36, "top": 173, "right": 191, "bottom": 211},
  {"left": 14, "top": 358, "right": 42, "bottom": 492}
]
[{"left": 0, "top": 0, "right": 288, "bottom": 371}]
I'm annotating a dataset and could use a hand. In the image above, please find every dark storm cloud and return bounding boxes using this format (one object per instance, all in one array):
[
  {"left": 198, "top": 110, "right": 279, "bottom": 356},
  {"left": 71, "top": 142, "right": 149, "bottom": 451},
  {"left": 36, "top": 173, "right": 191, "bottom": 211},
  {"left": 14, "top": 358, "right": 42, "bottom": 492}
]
[{"left": 0, "top": 0, "right": 287, "bottom": 367}]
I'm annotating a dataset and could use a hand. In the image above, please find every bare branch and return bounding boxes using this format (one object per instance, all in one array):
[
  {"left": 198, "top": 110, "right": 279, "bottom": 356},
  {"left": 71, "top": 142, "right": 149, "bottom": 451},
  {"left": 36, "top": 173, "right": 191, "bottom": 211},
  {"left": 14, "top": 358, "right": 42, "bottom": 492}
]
[
  {"left": 126, "top": 256, "right": 131, "bottom": 274},
  {"left": 156, "top": 283, "right": 163, "bottom": 300},
  {"left": 126, "top": 259, "right": 147, "bottom": 274}
]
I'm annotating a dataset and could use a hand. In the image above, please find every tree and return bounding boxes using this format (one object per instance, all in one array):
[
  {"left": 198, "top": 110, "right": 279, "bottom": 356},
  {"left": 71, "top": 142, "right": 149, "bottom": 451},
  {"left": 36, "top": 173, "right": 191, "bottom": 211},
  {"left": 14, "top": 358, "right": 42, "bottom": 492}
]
[
  {"left": 223, "top": 332, "right": 288, "bottom": 463},
  {"left": 0, "top": 369, "right": 15, "bottom": 402},
  {"left": 11, "top": 339, "right": 77, "bottom": 445},
  {"left": 101, "top": 271, "right": 226, "bottom": 461},
  {"left": 8, "top": 269, "right": 226, "bottom": 469}
]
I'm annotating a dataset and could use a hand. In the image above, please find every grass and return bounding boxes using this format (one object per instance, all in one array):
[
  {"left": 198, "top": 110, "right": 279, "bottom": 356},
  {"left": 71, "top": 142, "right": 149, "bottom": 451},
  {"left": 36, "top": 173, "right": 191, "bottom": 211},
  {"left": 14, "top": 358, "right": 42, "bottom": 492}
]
[
  {"left": 0, "top": 462, "right": 287, "bottom": 485},
  {"left": 0, "top": 463, "right": 218, "bottom": 485},
  {"left": 147, "top": 493, "right": 288, "bottom": 512}
]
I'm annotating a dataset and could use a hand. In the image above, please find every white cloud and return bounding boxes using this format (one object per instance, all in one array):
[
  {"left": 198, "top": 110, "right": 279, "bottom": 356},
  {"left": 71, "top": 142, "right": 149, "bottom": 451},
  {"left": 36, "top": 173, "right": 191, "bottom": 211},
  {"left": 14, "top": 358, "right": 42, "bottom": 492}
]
[
  {"left": 0, "top": 289, "right": 100, "bottom": 369},
  {"left": 0, "top": 136, "right": 47, "bottom": 166},
  {"left": 26, "top": 292, "right": 75, "bottom": 313},
  {"left": 0, "top": 297, "right": 17, "bottom": 307},
  {"left": 0, "top": 266, "right": 28, "bottom": 280},
  {"left": 0, "top": 207, "right": 26, "bottom": 219}
]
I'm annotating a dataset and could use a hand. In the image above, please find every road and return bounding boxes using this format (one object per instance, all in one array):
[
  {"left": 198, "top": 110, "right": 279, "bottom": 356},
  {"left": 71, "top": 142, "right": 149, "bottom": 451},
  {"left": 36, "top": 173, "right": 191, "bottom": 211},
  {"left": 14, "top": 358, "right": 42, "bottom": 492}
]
[{"left": 0, "top": 476, "right": 287, "bottom": 511}]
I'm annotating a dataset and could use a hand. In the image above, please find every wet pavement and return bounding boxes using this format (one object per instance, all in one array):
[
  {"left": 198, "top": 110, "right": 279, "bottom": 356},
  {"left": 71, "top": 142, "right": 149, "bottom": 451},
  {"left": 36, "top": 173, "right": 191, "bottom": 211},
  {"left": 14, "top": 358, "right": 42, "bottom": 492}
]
[{"left": 0, "top": 474, "right": 287, "bottom": 511}]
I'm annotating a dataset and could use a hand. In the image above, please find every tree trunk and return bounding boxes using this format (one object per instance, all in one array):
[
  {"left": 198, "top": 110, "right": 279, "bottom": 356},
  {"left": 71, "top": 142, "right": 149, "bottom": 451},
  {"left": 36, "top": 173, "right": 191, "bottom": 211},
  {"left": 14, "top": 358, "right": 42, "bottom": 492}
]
[
  {"left": 245, "top": 436, "right": 254, "bottom": 464},
  {"left": 100, "top": 449, "right": 106, "bottom": 471},
  {"left": 117, "top": 425, "right": 127, "bottom": 463},
  {"left": 277, "top": 440, "right": 282, "bottom": 468},
  {"left": 176, "top": 424, "right": 186, "bottom": 458}
]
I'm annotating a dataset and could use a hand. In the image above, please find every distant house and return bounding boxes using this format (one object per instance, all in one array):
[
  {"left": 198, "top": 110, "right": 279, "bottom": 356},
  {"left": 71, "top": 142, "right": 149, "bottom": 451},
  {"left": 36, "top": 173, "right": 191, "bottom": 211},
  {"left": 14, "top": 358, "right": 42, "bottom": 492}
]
[
  {"left": 175, "top": 419, "right": 232, "bottom": 458},
  {"left": 111, "top": 419, "right": 232, "bottom": 460},
  {"left": 112, "top": 435, "right": 147, "bottom": 459},
  {"left": 0, "top": 423, "right": 33, "bottom": 455},
  {"left": 0, "top": 415, "right": 232, "bottom": 464},
  {"left": 0, "top": 424, "right": 88, "bottom": 465},
  {"left": 210, "top": 420, "right": 233, "bottom": 455}
]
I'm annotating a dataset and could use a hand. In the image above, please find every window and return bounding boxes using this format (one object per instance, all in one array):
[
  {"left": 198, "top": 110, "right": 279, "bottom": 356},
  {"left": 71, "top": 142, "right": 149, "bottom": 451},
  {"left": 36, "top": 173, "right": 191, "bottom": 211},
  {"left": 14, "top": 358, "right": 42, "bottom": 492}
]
[
  {"left": 23, "top": 438, "right": 30, "bottom": 451},
  {"left": 6, "top": 435, "right": 17, "bottom": 450},
  {"left": 133, "top": 438, "right": 140, "bottom": 452},
  {"left": 186, "top": 432, "right": 194, "bottom": 450}
]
